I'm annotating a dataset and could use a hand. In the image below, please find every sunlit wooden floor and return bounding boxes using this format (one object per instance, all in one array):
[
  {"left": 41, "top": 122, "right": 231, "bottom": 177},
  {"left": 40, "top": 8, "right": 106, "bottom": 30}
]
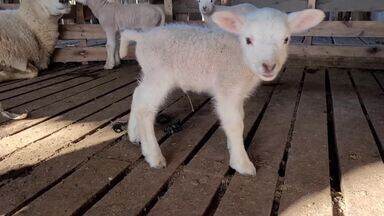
[{"left": 0, "top": 62, "right": 383, "bottom": 216}]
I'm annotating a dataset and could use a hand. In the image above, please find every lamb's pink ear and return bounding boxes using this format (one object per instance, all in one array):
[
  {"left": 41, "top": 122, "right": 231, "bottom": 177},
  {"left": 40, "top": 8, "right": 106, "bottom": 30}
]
[
  {"left": 288, "top": 9, "right": 325, "bottom": 33},
  {"left": 212, "top": 11, "right": 245, "bottom": 34}
]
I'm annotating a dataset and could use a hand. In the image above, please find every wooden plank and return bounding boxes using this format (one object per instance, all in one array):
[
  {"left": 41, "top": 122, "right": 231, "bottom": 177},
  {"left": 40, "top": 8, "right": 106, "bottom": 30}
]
[
  {"left": 232, "top": 0, "right": 384, "bottom": 11},
  {"left": 0, "top": 66, "right": 139, "bottom": 137},
  {"left": 289, "top": 45, "right": 384, "bottom": 62},
  {"left": 316, "top": 0, "right": 384, "bottom": 12},
  {"left": 0, "top": 66, "right": 102, "bottom": 101},
  {"left": 278, "top": 69, "right": 332, "bottom": 216},
  {"left": 148, "top": 74, "right": 277, "bottom": 216},
  {"left": 351, "top": 70, "right": 384, "bottom": 158},
  {"left": 84, "top": 101, "right": 216, "bottom": 215},
  {"left": 330, "top": 69, "right": 384, "bottom": 216},
  {"left": 0, "top": 69, "right": 138, "bottom": 159},
  {"left": 288, "top": 45, "right": 384, "bottom": 70},
  {"left": 290, "top": 36, "right": 304, "bottom": 45},
  {"left": 0, "top": 92, "right": 185, "bottom": 215},
  {"left": 294, "top": 21, "right": 384, "bottom": 38},
  {"left": 312, "top": 36, "right": 333, "bottom": 45},
  {"left": 0, "top": 65, "right": 94, "bottom": 93},
  {"left": 164, "top": 0, "right": 173, "bottom": 21},
  {"left": 374, "top": 72, "right": 384, "bottom": 90},
  {"left": 59, "top": 24, "right": 105, "bottom": 40},
  {"left": 1, "top": 67, "right": 121, "bottom": 115},
  {"left": 9, "top": 96, "right": 210, "bottom": 215},
  {"left": 0, "top": 84, "right": 136, "bottom": 177},
  {"left": 360, "top": 37, "right": 384, "bottom": 46},
  {"left": 333, "top": 37, "right": 366, "bottom": 46},
  {"left": 0, "top": 68, "right": 106, "bottom": 111},
  {"left": 223, "top": 0, "right": 307, "bottom": 12},
  {"left": 53, "top": 45, "right": 136, "bottom": 63}
]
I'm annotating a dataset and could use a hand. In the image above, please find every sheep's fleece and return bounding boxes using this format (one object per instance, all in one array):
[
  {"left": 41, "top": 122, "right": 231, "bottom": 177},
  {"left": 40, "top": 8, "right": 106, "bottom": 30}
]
[{"left": 0, "top": 0, "right": 70, "bottom": 119}]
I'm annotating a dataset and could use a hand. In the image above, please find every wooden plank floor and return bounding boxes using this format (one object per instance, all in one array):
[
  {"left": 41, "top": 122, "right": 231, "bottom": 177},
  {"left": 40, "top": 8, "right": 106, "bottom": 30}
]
[{"left": 0, "top": 62, "right": 383, "bottom": 216}]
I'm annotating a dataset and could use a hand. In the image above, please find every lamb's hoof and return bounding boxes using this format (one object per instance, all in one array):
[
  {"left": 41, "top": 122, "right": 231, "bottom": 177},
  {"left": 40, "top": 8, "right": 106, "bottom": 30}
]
[
  {"left": 230, "top": 160, "right": 256, "bottom": 176},
  {"left": 1, "top": 111, "right": 28, "bottom": 120},
  {"left": 104, "top": 64, "right": 115, "bottom": 70},
  {"left": 146, "top": 154, "right": 167, "bottom": 169},
  {"left": 128, "top": 133, "right": 140, "bottom": 145}
]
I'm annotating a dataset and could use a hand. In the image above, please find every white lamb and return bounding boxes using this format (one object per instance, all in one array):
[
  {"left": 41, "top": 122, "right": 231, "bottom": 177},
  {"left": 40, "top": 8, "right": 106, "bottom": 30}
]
[
  {"left": 120, "top": 8, "right": 325, "bottom": 175},
  {"left": 197, "top": 0, "right": 257, "bottom": 28},
  {"left": 0, "top": 0, "right": 70, "bottom": 119},
  {"left": 76, "top": 0, "right": 165, "bottom": 70}
]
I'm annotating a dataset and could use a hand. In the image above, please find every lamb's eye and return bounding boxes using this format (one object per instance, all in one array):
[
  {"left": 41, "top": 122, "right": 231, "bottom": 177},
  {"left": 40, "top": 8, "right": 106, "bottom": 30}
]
[
  {"left": 246, "top": 37, "right": 252, "bottom": 45},
  {"left": 284, "top": 37, "right": 289, "bottom": 44}
]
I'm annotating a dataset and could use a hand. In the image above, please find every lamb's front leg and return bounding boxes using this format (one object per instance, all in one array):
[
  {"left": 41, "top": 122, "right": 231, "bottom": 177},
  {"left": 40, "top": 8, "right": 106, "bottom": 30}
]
[
  {"left": 104, "top": 30, "right": 117, "bottom": 70},
  {"left": 216, "top": 97, "right": 256, "bottom": 176}
]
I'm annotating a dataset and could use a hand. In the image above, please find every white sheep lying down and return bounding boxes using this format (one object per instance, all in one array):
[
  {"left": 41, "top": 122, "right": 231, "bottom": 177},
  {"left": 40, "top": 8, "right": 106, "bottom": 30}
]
[
  {"left": 0, "top": 0, "right": 70, "bottom": 119},
  {"left": 120, "top": 8, "right": 325, "bottom": 175},
  {"left": 76, "top": 0, "right": 165, "bottom": 70}
]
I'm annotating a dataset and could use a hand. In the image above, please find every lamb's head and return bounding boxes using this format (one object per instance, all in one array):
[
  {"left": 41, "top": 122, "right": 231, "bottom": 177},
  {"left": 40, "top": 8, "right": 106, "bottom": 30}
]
[
  {"left": 213, "top": 8, "right": 325, "bottom": 81},
  {"left": 39, "top": 0, "right": 71, "bottom": 17},
  {"left": 198, "top": 0, "right": 215, "bottom": 15}
]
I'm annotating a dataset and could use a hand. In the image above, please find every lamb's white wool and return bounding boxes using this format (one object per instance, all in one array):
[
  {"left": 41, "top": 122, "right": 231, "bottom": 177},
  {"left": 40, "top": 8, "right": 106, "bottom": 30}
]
[
  {"left": 197, "top": 0, "right": 257, "bottom": 28},
  {"left": 77, "top": 0, "right": 165, "bottom": 69},
  {"left": 0, "top": 0, "right": 70, "bottom": 119},
  {"left": 120, "top": 8, "right": 325, "bottom": 175}
]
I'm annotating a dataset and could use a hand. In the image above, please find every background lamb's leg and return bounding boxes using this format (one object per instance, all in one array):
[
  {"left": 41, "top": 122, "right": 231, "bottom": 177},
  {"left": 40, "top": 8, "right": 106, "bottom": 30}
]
[
  {"left": 104, "top": 30, "right": 117, "bottom": 70},
  {"left": 128, "top": 87, "right": 140, "bottom": 145},
  {"left": 114, "top": 33, "right": 121, "bottom": 67},
  {"left": 216, "top": 96, "right": 256, "bottom": 176},
  {"left": 134, "top": 78, "right": 172, "bottom": 168}
]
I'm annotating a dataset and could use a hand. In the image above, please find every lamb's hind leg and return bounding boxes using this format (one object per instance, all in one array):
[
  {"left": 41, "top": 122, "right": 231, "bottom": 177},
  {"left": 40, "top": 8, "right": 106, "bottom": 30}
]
[
  {"left": 104, "top": 30, "right": 117, "bottom": 70},
  {"left": 133, "top": 78, "right": 172, "bottom": 168},
  {"left": 216, "top": 95, "right": 256, "bottom": 176}
]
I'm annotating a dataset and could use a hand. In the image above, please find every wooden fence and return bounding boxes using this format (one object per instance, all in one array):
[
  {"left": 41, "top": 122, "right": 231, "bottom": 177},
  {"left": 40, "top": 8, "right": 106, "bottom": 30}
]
[{"left": 0, "top": 0, "right": 384, "bottom": 69}]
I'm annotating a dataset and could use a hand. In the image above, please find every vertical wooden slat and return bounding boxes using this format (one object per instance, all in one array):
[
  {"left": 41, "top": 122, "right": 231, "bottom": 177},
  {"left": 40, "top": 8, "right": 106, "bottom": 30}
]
[
  {"left": 164, "top": 0, "right": 173, "bottom": 22},
  {"left": 303, "top": 0, "right": 316, "bottom": 45}
]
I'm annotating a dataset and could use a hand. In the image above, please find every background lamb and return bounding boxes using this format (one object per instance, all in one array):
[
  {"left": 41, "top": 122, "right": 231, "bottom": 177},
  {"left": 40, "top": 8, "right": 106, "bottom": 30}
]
[
  {"left": 76, "top": 0, "right": 165, "bottom": 70},
  {"left": 197, "top": 0, "right": 257, "bottom": 28},
  {"left": 0, "top": 0, "right": 70, "bottom": 119},
  {"left": 120, "top": 8, "right": 325, "bottom": 175}
]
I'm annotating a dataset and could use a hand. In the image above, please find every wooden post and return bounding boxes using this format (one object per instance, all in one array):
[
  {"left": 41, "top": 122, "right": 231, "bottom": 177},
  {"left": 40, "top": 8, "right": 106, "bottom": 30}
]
[
  {"left": 303, "top": 0, "right": 316, "bottom": 45},
  {"left": 164, "top": 0, "right": 173, "bottom": 22},
  {"left": 76, "top": 3, "right": 88, "bottom": 64}
]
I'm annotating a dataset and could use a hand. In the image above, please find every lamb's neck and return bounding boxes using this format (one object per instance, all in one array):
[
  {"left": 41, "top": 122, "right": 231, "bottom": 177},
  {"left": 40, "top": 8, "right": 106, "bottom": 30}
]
[{"left": 17, "top": 2, "right": 59, "bottom": 54}]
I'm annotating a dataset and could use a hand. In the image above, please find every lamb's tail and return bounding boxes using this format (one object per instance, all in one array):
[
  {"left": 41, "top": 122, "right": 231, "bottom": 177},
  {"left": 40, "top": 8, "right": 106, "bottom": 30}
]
[{"left": 119, "top": 30, "right": 143, "bottom": 59}]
